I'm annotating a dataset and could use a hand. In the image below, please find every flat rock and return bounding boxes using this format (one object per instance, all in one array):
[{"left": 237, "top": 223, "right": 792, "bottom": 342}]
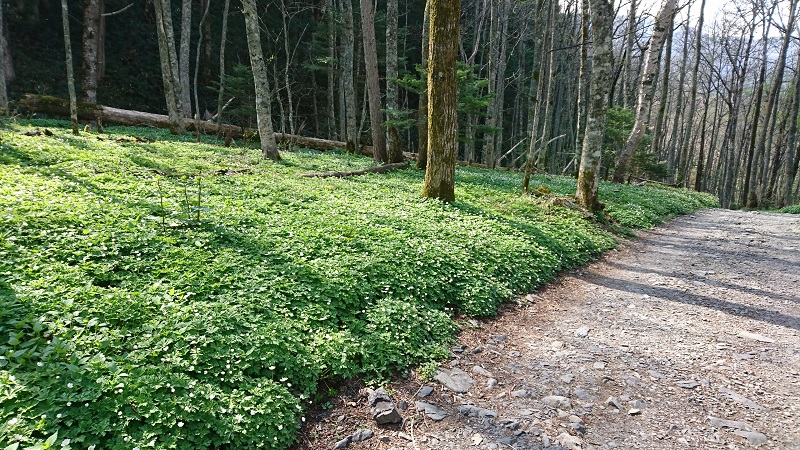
[
  {"left": 556, "top": 432, "right": 583, "bottom": 450},
  {"left": 718, "top": 387, "right": 766, "bottom": 411},
  {"left": 511, "top": 389, "right": 530, "bottom": 398},
  {"left": 366, "top": 388, "right": 402, "bottom": 425},
  {"left": 333, "top": 437, "right": 350, "bottom": 449},
  {"left": 592, "top": 361, "right": 606, "bottom": 370},
  {"left": 676, "top": 380, "right": 701, "bottom": 389},
  {"left": 416, "top": 386, "right": 434, "bottom": 398},
  {"left": 574, "top": 327, "right": 590, "bottom": 338},
  {"left": 458, "top": 404, "right": 498, "bottom": 418},
  {"left": 733, "top": 430, "right": 768, "bottom": 446},
  {"left": 709, "top": 416, "right": 756, "bottom": 432},
  {"left": 415, "top": 401, "right": 448, "bottom": 421},
  {"left": 560, "top": 374, "right": 574, "bottom": 384},
  {"left": 647, "top": 370, "right": 665, "bottom": 380},
  {"left": 738, "top": 331, "right": 775, "bottom": 343},
  {"left": 471, "top": 365, "right": 493, "bottom": 377},
  {"left": 349, "top": 429, "right": 374, "bottom": 443},
  {"left": 605, "top": 396, "right": 622, "bottom": 410},
  {"left": 542, "top": 395, "right": 572, "bottom": 409},
  {"left": 435, "top": 368, "right": 475, "bottom": 393}
]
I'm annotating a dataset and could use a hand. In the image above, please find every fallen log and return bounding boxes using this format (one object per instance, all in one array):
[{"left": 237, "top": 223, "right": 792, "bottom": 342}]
[
  {"left": 18, "top": 94, "right": 375, "bottom": 155},
  {"left": 301, "top": 162, "right": 409, "bottom": 178}
]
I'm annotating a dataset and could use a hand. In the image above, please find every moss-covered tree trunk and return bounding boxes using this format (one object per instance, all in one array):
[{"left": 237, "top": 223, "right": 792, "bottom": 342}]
[
  {"left": 360, "top": 0, "right": 388, "bottom": 163},
  {"left": 153, "top": 0, "right": 184, "bottom": 134},
  {"left": 422, "top": 0, "right": 460, "bottom": 202},
  {"left": 576, "top": 0, "right": 613, "bottom": 213},
  {"left": 0, "top": 0, "right": 7, "bottom": 115},
  {"left": 60, "top": 0, "right": 79, "bottom": 134},
  {"left": 242, "top": 0, "right": 280, "bottom": 161},
  {"left": 613, "top": 0, "right": 677, "bottom": 183}
]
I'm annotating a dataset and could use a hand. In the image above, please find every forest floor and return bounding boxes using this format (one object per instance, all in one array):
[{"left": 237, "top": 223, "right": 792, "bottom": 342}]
[{"left": 293, "top": 209, "right": 800, "bottom": 450}]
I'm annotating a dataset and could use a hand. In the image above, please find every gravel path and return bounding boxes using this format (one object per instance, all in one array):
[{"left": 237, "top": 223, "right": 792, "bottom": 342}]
[{"left": 294, "top": 209, "right": 800, "bottom": 450}]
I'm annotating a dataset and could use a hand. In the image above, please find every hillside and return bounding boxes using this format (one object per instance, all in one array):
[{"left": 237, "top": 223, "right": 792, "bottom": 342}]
[{"left": 0, "top": 121, "right": 718, "bottom": 449}]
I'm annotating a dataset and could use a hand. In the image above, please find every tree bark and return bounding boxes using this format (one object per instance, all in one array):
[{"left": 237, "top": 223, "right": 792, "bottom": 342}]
[
  {"left": 386, "top": 0, "right": 402, "bottom": 162},
  {"left": 576, "top": 0, "right": 613, "bottom": 213},
  {"left": 416, "top": 0, "right": 430, "bottom": 170},
  {"left": 242, "top": 0, "right": 280, "bottom": 160},
  {"left": 359, "top": 0, "right": 389, "bottom": 163},
  {"left": 193, "top": 0, "right": 211, "bottom": 132},
  {"left": 650, "top": 19, "right": 673, "bottom": 159},
  {"left": 341, "top": 0, "right": 359, "bottom": 154},
  {"left": 573, "top": 0, "right": 589, "bottom": 169},
  {"left": 216, "top": 0, "right": 231, "bottom": 125},
  {"left": 60, "top": 0, "right": 79, "bottom": 134},
  {"left": 153, "top": 0, "right": 184, "bottom": 134},
  {"left": 0, "top": 0, "right": 7, "bottom": 115},
  {"left": 613, "top": 0, "right": 677, "bottom": 183},
  {"left": 678, "top": 0, "right": 706, "bottom": 187},
  {"left": 622, "top": 0, "right": 637, "bottom": 108},
  {"left": 783, "top": 43, "right": 800, "bottom": 206},
  {"left": 80, "top": 0, "right": 101, "bottom": 104},
  {"left": 423, "top": 0, "right": 460, "bottom": 202},
  {"left": 179, "top": 0, "right": 193, "bottom": 118}
]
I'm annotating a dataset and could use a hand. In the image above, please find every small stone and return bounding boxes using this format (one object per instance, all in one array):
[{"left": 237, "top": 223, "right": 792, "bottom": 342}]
[
  {"left": 738, "top": 331, "right": 775, "bottom": 343},
  {"left": 552, "top": 341, "right": 564, "bottom": 350},
  {"left": 541, "top": 395, "right": 572, "bottom": 409},
  {"left": 592, "top": 361, "right": 606, "bottom": 370},
  {"left": 511, "top": 389, "right": 530, "bottom": 398},
  {"left": 628, "top": 408, "right": 641, "bottom": 415},
  {"left": 452, "top": 345, "right": 466, "bottom": 353},
  {"left": 486, "top": 378, "right": 498, "bottom": 389},
  {"left": 718, "top": 387, "right": 766, "bottom": 411},
  {"left": 606, "top": 396, "right": 622, "bottom": 410},
  {"left": 497, "top": 437, "right": 516, "bottom": 445},
  {"left": 629, "top": 400, "right": 647, "bottom": 409},
  {"left": 471, "top": 365, "right": 493, "bottom": 377},
  {"left": 435, "top": 368, "right": 475, "bottom": 393},
  {"left": 573, "top": 388, "right": 597, "bottom": 401},
  {"left": 733, "top": 430, "right": 768, "bottom": 446},
  {"left": 676, "top": 380, "right": 701, "bottom": 389},
  {"left": 397, "top": 400, "right": 407, "bottom": 410},
  {"left": 458, "top": 404, "right": 497, "bottom": 418},
  {"left": 379, "top": 436, "right": 390, "bottom": 443},
  {"left": 333, "top": 437, "right": 350, "bottom": 449},
  {"left": 556, "top": 432, "right": 583, "bottom": 450},
  {"left": 349, "top": 429, "right": 374, "bottom": 442},
  {"left": 367, "top": 388, "right": 403, "bottom": 425},
  {"left": 471, "top": 346, "right": 484, "bottom": 354},
  {"left": 647, "top": 370, "right": 665, "bottom": 380},
  {"left": 398, "top": 432, "right": 413, "bottom": 441},
  {"left": 508, "top": 350, "right": 521, "bottom": 358},
  {"left": 575, "top": 327, "right": 590, "bottom": 338},
  {"left": 415, "top": 401, "right": 448, "bottom": 421},
  {"left": 416, "top": 386, "right": 434, "bottom": 398},
  {"left": 560, "top": 374, "right": 574, "bottom": 384},
  {"left": 471, "top": 433, "right": 483, "bottom": 445},
  {"left": 709, "top": 416, "right": 756, "bottom": 432}
]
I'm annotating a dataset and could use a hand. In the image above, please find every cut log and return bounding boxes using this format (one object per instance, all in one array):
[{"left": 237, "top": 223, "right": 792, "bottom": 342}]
[
  {"left": 18, "top": 93, "right": 373, "bottom": 155},
  {"left": 301, "top": 162, "right": 409, "bottom": 178}
]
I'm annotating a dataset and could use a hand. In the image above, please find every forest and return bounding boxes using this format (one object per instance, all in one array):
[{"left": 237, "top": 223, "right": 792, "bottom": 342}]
[{"left": 0, "top": 0, "right": 798, "bottom": 208}]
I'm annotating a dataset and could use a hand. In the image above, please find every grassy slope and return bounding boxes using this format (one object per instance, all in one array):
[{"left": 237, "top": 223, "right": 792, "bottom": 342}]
[{"left": 0, "top": 121, "right": 718, "bottom": 449}]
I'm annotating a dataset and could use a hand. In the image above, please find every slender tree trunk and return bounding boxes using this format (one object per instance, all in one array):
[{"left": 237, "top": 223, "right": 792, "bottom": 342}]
[
  {"left": 342, "top": 0, "right": 359, "bottom": 154},
  {"left": 573, "top": 0, "right": 589, "bottom": 167},
  {"left": 417, "top": 0, "right": 430, "bottom": 169},
  {"left": 650, "top": 20, "right": 673, "bottom": 159},
  {"left": 193, "top": 0, "right": 211, "bottom": 132},
  {"left": 386, "top": 0, "right": 402, "bottom": 162},
  {"left": 242, "top": 0, "right": 280, "bottom": 160},
  {"left": 622, "top": 0, "right": 637, "bottom": 108},
  {"left": 679, "top": 0, "right": 706, "bottom": 187},
  {"left": 179, "top": 0, "right": 193, "bottom": 118},
  {"left": 60, "top": 0, "right": 79, "bottom": 134},
  {"left": 485, "top": 0, "right": 504, "bottom": 168},
  {"left": 153, "top": 0, "right": 184, "bottom": 134},
  {"left": 667, "top": 20, "right": 689, "bottom": 182},
  {"left": 423, "top": 0, "right": 460, "bottom": 201},
  {"left": 576, "top": 0, "right": 613, "bottom": 212},
  {"left": 360, "top": 0, "right": 388, "bottom": 163},
  {"left": 0, "top": 0, "right": 8, "bottom": 115},
  {"left": 783, "top": 44, "right": 800, "bottom": 206},
  {"left": 80, "top": 0, "right": 101, "bottom": 103},
  {"left": 279, "top": 0, "right": 296, "bottom": 136},
  {"left": 613, "top": 0, "right": 677, "bottom": 183},
  {"left": 327, "top": 6, "right": 337, "bottom": 140},
  {"left": 216, "top": 0, "right": 231, "bottom": 125}
]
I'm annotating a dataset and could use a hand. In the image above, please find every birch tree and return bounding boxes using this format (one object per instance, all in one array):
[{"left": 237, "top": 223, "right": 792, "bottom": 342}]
[
  {"left": 179, "top": 0, "right": 193, "bottom": 117},
  {"left": 153, "top": 0, "right": 184, "bottom": 134},
  {"left": 242, "top": 0, "right": 280, "bottom": 160},
  {"left": 60, "top": 0, "right": 79, "bottom": 134}
]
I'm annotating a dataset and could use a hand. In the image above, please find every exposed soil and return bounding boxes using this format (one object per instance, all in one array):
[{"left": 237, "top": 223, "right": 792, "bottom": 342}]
[{"left": 292, "top": 209, "right": 800, "bottom": 450}]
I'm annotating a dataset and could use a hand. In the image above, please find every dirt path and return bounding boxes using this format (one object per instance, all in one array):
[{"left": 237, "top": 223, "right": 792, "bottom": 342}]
[{"left": 295, "top": 209, "right": 800, "bottom": 450}]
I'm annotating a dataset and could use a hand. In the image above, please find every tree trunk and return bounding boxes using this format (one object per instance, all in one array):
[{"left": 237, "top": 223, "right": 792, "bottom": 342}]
[
  {"left": 341, "top": 0, "right": 359, "bottom": 154},
  {"left": 179, "top": 0, "right": 193, "bottom": 118},
  {"left": 679, "top": 0, "right": 706, "bottom": 187},
  {"left": 783, "top": 44, "right": 800, "bottom": 206},
  {"left": 666, "top": 20, "right": 689, "bottom": 182},
  {"left": 417, "top": 0, "right": 430, "bottom": 170},
  {"left": 650, "top": 19, "right": 673, "bottom": 159},
  {"left": 613, "top": 0, "right": 677, "bottom": 183},
  {"left": 622, "top": 0, "right": 637, "bottom": 108},
  {"left": 573, "top": 0, "right": 589, "bottom": 168},
  {"left": 0, "top": 0, "right": 7, "bottom": 115},
  {"left": 279, "top": 0, "right": 296, "bottom": 136},
  {"left": 153, "top": 0, "right": 184, "bottom": 134},
  {"left": 327, "top": 4, "right": 337, "bottom": 140},
  {"left": 484, "top": 0, "right": 504, "bottom": 168},
  {"left": 242, "top": 0, "right": 280, "bottom": 160},
  {"left": 423, "top": 0, "right": 460, "bottom": 201},
  {"left": 80, "top": 0, "right": 101, "bottom": 103},
  {"left": 60, "top": 0, "right": 79, "bottom": 134},
  {"left": 193, "top": 0, "right": 211, "bottom": 132},
  {"left": 216, "top": 0, "right": 231, "bottom": 125},
  {"left": 386, "top": 0, "right": 402, "bottom": 162},
  {"left": 576, "top": 0, "right": 613, "bottom": 213},
  {"left": 360, "top": 0, "right": 388, "bottom": 163}
]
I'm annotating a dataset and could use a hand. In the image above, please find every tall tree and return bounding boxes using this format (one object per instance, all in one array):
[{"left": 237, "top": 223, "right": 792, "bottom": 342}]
[
  {"left": 242, "top": 0, "right": 280, "bottom": 160},
  {"left": 386, "top": 0, "right": 402, "bottom": 161},
  {"left": 0, "top": 0, "right": 7, "bottom": 115},
  {"left": 153, "top": 0, "right": 184, "bottom": 134},
  {"left": 613, "top": 0, "right": 678, "bottom": 183},
  {"left": 80, "top": 0, "right": 101, "bottom": 103},
  {"left": 342, "top": 0, "right": 359, "bottom": 154},
  {"left": 423, "top": 0, "right": 460, "bottom": 201},
  {"left": 576, "top": 0, "right": 613, "bottom": 212},
  {"left": 216, "top": 0, "right": 231, "bottom": 125},
  {"left": 360, "top": 0, "right": 389, "bottom": 163},
  {"left": 678, "top": 0, "right": 706, "bottom": 186},
  {"left": 179, "top": 0, "right": 193, "bottom": 117},
  {"left": 417, "top": 0, "right": 431, "bottom": 170},
  {"left": 60, "top": 0, "right": 79, "bottom": 134}
]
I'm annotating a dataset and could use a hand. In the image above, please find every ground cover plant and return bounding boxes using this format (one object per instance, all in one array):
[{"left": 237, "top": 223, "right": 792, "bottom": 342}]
[
  {"left": 777, "top": 204, "right": 800, "bottom": 214},
  {"left": 0, "top": 120, "right": 718, "bottom": 449}
]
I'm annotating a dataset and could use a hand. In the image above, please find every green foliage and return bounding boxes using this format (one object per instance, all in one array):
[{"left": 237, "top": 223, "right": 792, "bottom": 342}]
[
  {"left": 0, "top": 120, "right": 716, "bottom": 449},
  {"left": 602, "top": 107, "right": 663, "bottom": 180},
  {"left": 212, "top": 65, "right": 258, "bottom": 129},
  {"left": 777, "top": 204, "right": 800, "bottom": 213}
]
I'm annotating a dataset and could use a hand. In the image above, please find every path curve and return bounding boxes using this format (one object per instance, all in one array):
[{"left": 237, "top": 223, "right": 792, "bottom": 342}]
[{"left": 296, "top": 210, "right": 800, "bottom": 450}]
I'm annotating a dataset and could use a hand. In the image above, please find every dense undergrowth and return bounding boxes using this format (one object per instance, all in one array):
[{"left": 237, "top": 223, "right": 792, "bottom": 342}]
[
  {"left": 777, "top": 204, "right": 800, "bottom": 213},
  {"left": 0, "top": 120, "right": 718, "bottom": 449}
]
